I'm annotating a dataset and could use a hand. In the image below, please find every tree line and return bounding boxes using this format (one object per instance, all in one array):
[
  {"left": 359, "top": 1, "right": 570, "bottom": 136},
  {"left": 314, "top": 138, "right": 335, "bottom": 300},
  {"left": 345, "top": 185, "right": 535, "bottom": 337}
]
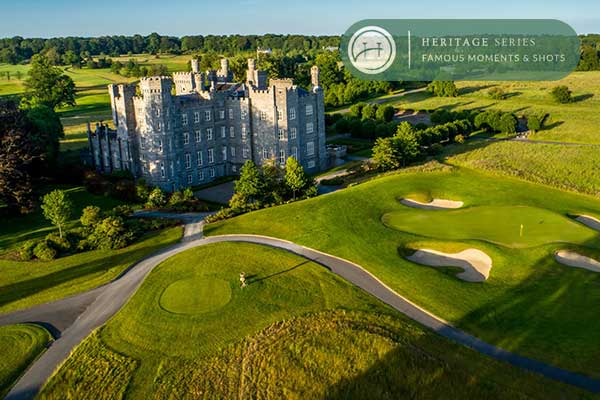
[{"left": 0, "top": 33, "right": 339, "bottom": 65}]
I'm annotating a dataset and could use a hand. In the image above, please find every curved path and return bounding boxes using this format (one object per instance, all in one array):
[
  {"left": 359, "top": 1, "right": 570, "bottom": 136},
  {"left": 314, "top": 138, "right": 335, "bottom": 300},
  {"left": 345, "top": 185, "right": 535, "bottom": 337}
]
[{"left": 3, "top": 224, "right": 600, "bottom": 398}]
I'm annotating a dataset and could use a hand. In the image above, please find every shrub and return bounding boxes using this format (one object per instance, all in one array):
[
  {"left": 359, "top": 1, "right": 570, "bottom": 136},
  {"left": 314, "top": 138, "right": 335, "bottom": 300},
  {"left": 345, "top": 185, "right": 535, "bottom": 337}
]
[
  {"left": 45, "top": 233, "right": 71, "bottom": 253},
  {"left": 146, "top": 187, "right": 166, "bottom": 208},
  {"left": 455, "top": 134, "right": 466, "bottom": 144},
  {"left": 375, "top": 105, "right": 395, "bottom": 122},
  {"left": 182, "top": 187, "right": 195, "bottom": 201},
  {"left": 429, "top": 143, "right": 444, "bottom": 155},
  {"left": 349, "top": 102, "right": 366, "bottom": 118},
  {"left": 427, "top": 81, "right": 458, "bottom": 97},
  {"left": 550, "top": 85, "right": 573, "bottom": 104},
  {"left": 488, "top": 87, "right": 506, "bottom": 100},
  {"left": 109, "top": 205, "right": 134, "bottom": 218},
  {"left": 80, "top": 205, "right": 102, "bottom": 229},
  {"left": 33, "top": 241, "right": 57, "bottom": 261},
  {"left": 89, "top": 216, "right": 133, "bottom": 250},
  {"left": 19, "top": 240, "right": 37, "bottom": 261},
  {"left": 527, "top": 112, "right": 548, "bottom": 133},
  {"left": 168, "top": 191, "right": 184, "bottom": 207},
  {"left": 361, "top": 104, "right": 377, "bottom": 120},
  {"left": 136, "top": 179, "right": 151, "bottom": 202}
]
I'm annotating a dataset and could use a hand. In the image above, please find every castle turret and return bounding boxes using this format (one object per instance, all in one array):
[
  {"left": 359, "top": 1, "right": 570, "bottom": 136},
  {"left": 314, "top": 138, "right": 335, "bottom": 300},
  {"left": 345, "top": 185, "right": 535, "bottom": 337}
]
[
  {"left": 311, "top": 65, "right": 321, "bottom": 91},
  {"left": 246, "top": 58, "right": 267, "bottom": 89},
  {"left": 217, "top": 58, "right": 232, "bottom": 82},
  {"left": 191, "top": 58, "right": 200, "bottom": 74}
]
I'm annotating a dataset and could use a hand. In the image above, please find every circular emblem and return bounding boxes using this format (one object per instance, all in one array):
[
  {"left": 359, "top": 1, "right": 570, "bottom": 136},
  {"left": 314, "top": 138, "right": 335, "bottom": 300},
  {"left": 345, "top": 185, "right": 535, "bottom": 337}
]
[{"left": 348, "top": 26, "right": 396, "bottom": 74}]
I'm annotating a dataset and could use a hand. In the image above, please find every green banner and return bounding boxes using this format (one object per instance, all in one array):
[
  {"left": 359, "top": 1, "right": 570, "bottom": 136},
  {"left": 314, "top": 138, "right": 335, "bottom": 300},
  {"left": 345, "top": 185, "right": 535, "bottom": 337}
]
[{"left": 340, "top": 20, "right": 580, "bottom": 81}]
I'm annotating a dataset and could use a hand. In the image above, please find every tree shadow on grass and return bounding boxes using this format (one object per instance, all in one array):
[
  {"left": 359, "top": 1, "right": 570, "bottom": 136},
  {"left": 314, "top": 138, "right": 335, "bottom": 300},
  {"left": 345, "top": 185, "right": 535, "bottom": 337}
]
[{"left": 573, "top": 93, "right": 594, "bottom": 103}]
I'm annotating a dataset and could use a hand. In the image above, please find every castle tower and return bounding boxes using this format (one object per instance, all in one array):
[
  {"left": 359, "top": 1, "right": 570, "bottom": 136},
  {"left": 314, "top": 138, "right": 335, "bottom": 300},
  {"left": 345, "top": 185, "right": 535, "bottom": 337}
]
[
  {"left": 311, "top": 65, "right": 321, "bottom": 91},
  {"left": 191, "top": 58, "right": 200, "bottom": 74},
  {"left": 246, "top": 58, "right": 257, "bottom": 85},
  {"left": 246, "top": 58, "right": 267, "bottom": 89}
]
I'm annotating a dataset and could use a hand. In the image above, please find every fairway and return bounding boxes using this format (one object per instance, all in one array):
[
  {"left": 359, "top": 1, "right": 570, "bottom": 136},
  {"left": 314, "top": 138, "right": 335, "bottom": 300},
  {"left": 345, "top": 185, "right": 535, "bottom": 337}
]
[
  {"left": 383, "top": 205, "right": 598, "bottom": 248},
  {"left": 0, "top": 324, "right": 51, "bottom": 397},
  {"left": 206, "top": 166, "right": 600, "bottom": 378},
  {"left": 41, "top": 242, "right": 587, "bottom": 399}
]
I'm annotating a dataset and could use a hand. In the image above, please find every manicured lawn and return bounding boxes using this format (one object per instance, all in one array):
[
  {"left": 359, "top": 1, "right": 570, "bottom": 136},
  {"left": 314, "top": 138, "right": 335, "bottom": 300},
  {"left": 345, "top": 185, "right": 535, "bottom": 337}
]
[
  {"left": 383, "top": 205, "right": 597, "bottom": 248},
  {"left": 387, "top": 72, "right": 600, "bottom": 144},
  {"left": 206, "top": 166, "right": 600, "bottom": 378},
  {"left": 41, "top": 243, "right": 587, "bottom": 399},
  {"left": 0, "top": 324, "right": 51, "bottom": 397}
]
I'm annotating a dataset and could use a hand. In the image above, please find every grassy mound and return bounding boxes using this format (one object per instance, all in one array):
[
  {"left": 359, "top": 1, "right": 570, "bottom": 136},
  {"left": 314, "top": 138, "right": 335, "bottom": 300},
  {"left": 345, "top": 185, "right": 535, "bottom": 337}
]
[
  {"left": 0, "top": 324, "right": 51, "bottom": 397},
  {"left": 384, "top": 205, "right": 597, "bottom": 248},
  {"left": 206, "top": 167, "right": 600, "bottom": 377},
  {"left": 40, "top": 243, "right": 586, "bottom": 399}
]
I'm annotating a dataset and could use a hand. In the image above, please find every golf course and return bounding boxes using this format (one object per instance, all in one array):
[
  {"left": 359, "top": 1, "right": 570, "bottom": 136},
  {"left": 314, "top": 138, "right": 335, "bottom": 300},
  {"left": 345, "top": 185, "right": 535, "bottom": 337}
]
[
  {"left": 206, "top": 165, "right": 600, "bottom": 379},
  {"left": 38, "top": 242, "right": 590, "bottom": 399}
]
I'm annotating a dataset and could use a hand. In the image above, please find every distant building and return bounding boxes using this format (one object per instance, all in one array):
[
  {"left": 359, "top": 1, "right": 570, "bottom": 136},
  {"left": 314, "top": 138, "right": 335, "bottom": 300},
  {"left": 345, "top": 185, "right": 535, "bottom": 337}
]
[{"left": 86, "top": 58, "right": 327, "bottom": 191}]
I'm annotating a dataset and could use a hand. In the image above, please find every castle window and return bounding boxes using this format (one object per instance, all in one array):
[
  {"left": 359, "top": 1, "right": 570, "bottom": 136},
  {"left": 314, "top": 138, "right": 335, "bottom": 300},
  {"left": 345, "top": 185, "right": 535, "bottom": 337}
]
[
  {"left": 221, "top": 126, "right": 226, "bottom": 138},
  {"left": 185, "top": 153, "right": 191, "bottom": 169},
  {"left": 208, "top": 148, "right": 214, "bottom": 163},
  {"left": 243, "top": 148, "right": 249, "bottom": 159},
  {"left": 230, "top": 147, "right": 236, "bottom": 157},
  {"left": 306, "top": 122, "right": 314, "bottom": 134},
  {"left": 308, "top": 160, "right": 316, "bottom": 168},
  {"left": 290, "top": 127, "right": 297, "bottom": 140},
  {"left": 195, "top": 130, "right": 201, "bottom": 143},
  {"left": 306, "top": 104, "right": 314, "bottom": 116},
  {"left": 209, "top": 168, "right": 215, "bottom": 178},
  {"left": 187, "top": 174, "right": 193, "bottom": 185},
  {"left": 207, "top": 128, "right": 213, "bottom": 140},
  {"left": 157, "top": 121, "right": 162, "bottom": 132},
  {"left": 182, "top": 114, "right": 188, "bottom": 126},
  {"left": 230, "top": 127, "right": 235, "bottom": 138},
  {"left": 222, "top": 146, "right": 227, "bottom": 161},
  {"left": 241, "top": 125, "right": 247, "bottom": 139},
  {"left": 260, "top": 111, "right": 268, "bottom": 121},
  {"left": 183, "top": 132, "right": 189, "bottom": 145},
  {"left": 140, "top": 137, "right": 146, "bottom": 150},
  {"left": 262, "top": 148, "right": 268, "bottom": 160},
  {"left": 278, "top": 128, "right": 285, "bottom": 140},
  {"left": 219, "top": 110, "right": 225, "bottom": 119},
  {"left": 199, "top": 170, "right": 204, "bottom": 181},
  {"left": 194, "top": 112, "right": 200, "bottom": 123},
  {"left": 279, "top": 149, "right": 286, "bottom": 164},
  {"left": 160, "top": 162, "right": 165, "bottom": 178},
  {"left": 170, "top": 161, "right": 174, "bottom": 177},
  {"left": 277, "top": 110, "right": 283, "bottom": 120},
  {"left": 156, "top": 108, "right": 160, "bottom": 117},
  {"left": 289, "top": 107, "right": 296, "bottom": 120},
  {"left": 197, "top": 151, "right": 203, "bottom": 166},
  {"left": 241, "top": 109, "right": 247, "bottom": 119},
  {"left": 232, "top": 165, "right": 237, "bottom": 172},
  {"left": 205, "top": 110, "right": 211, "bottom": 121},
  {"left": 292, "top": 146, "right": 298, "bottom": 159},
  {"left": 307, "top": 141, "right": 315, "bottom": 156},
  {"left": 228, "top": 109, "right": 234, "bottom": 120},
  {"left": 158, "top": 139, "right": 163, "bottom": 153}
]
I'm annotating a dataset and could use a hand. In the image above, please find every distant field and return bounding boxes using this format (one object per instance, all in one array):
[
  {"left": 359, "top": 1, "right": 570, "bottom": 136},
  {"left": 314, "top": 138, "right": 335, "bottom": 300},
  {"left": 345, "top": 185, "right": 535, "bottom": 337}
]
[
  {"left": 0, "top": 324, "right": 51, "bottom": 398},
  {"left": 41, "top": 243, "right": 587, "bottom": 399},
  {"left": 386, "top": 72, "right": 600, "bottom": 144}
]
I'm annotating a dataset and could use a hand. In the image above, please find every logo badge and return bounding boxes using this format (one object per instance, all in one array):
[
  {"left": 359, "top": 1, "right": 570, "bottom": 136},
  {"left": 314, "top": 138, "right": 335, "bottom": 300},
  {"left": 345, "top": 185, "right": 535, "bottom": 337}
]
[{"left": 347, "top": 25, "right": 396, "bottom": 74}]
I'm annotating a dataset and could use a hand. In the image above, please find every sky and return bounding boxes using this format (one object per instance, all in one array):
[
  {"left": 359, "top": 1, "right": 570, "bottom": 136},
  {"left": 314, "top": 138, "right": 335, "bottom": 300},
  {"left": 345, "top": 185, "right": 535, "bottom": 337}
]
[{"left": 1, "top": 0, "right": 598, "bottom": 38}]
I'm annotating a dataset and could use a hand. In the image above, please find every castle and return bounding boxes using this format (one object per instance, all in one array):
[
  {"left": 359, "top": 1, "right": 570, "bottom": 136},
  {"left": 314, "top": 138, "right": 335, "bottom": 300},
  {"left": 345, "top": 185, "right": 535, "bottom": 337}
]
[{"left": 86, "top": 58, "right": 327, "bottom": 191}]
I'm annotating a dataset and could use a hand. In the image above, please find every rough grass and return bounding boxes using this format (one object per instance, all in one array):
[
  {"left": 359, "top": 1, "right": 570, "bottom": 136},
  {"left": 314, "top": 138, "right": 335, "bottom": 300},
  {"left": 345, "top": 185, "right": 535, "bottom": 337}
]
[
  {"left": 0, "top": 324, "right": 51, "bottom": 397},
  {"left": 205, "top": 167, "right": 600, "bottom": 378},
  {"left": 40, "top": 243, "right": 590, "bottom": 399},
  {"left": 446, "top": 140, "right": 600, "bottom": 196},
  {"left": 387, "top": 72, "right": 600, "bottom": 144}
]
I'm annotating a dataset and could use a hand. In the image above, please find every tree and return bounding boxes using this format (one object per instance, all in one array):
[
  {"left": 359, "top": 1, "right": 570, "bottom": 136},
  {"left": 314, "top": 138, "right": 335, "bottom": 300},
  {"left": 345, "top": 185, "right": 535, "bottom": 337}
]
[
  {"left": 427, "top": 81, "right": 458, "bottom": 97},
  {"left": 361, "top": 104, "right": 377, "bottom": 120},
  {"left": 0, "top": 101, "right": 38, "bottom": 213},
  {"left": 25, "top": 105, "right": 64, "bottom": 164},
  {"left": 488, "top": 87, "right": 506, "bottom": 100},
  {"left": 284, "top": 157, "right": 308, "bottom": 200},
  {"left": 394, "top": 130, "right": 420, "bottom": 166},
  {"left": 235, "top": 160, "right": 263, "bottom": 202},
  {"left": 527, "top": 112, "right": 548, "bottom": 133},
  {"left": 376, "top": 105, "right": 395, "bottom": 122},
  {"left": 550, "top": 85, "right": 573, "bottom": 104},
  {"left": 89, "top": 216, "right": 133, "bottom": 250},
  {"left": 23, "top": 54, "right": 76, "bottom": 109},
  {"left": 41, "top": 189, "right": 72, "bottom": 238},
  {"left": 372, "top": 137, "right": 400, "bottom": 171},
  {"left": 80, "top": 205, "right": 102, "bottom": 229},
  {"left": 499, "top": 113, "right": 518, "bottom": 135}
]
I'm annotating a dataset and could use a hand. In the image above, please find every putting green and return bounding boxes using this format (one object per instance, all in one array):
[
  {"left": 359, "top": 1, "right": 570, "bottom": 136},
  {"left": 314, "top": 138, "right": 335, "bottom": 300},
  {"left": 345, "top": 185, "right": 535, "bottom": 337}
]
[
  {"left": 383, "top": 205, "right": 598, "bottom": 248},
  {"left": 160, "top": 277, "right": 231, "bottom": 314}
]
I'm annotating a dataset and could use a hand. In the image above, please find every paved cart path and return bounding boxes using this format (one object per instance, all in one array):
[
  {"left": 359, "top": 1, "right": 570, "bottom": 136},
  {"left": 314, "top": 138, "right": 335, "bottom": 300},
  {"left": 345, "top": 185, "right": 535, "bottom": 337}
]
[{"left": 3, "top": 217, "right": 600, "bottom": 399}]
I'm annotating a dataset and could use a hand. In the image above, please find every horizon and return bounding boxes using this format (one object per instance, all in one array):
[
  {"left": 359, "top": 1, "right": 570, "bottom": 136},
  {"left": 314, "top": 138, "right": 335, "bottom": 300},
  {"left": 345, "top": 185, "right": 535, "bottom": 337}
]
[{"left": 1, "top": 0, "right": 599, "bottom": 38}]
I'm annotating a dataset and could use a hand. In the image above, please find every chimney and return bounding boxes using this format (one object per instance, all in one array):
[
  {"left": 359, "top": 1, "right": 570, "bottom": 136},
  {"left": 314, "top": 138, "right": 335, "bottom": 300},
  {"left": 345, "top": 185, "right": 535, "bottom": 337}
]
[{"left": 311, "top": 65, "right": 321, "bottom": 90}]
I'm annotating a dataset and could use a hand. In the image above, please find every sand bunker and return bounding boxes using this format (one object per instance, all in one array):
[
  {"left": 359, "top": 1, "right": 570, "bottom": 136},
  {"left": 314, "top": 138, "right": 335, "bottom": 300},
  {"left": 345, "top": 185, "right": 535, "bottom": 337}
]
[
  {"left": 406, "top": 248, "right": 492, "bottom": 282},
  {"left": 400, "top": 198, "right": 464, "bottom": 210},
  {"left": 555, "top": 250, "right": 600, "bottom": 273},
  {"left": 576, "top": 215, "right": 600, "bottom": 232}
]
